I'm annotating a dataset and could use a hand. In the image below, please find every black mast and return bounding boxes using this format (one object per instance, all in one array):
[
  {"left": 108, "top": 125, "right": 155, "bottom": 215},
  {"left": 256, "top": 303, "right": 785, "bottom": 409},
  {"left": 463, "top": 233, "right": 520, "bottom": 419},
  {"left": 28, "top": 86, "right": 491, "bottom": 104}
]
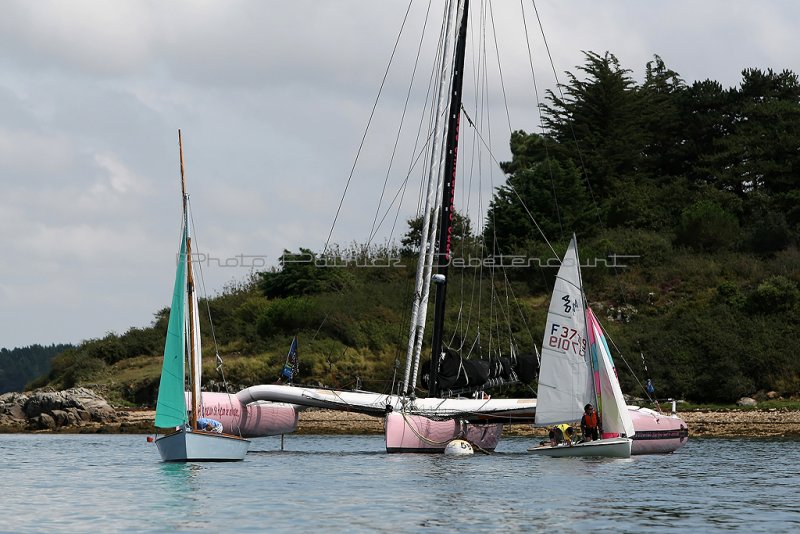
[{"left": 429, "top": 0, "right": 469, "bottom": 398}]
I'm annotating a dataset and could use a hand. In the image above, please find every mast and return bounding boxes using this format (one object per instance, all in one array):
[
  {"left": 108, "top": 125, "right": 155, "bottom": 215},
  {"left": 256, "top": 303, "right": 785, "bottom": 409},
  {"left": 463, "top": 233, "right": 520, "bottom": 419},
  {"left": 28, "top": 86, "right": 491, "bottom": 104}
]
[
  {"left": 428, "top": 0, "right": 469, "bottom": 397},
  {"left": 178, "top": 130, "right": 200, "bottom": 431},
  {"left": 401, "top": 0, "right": 462, "bottom": 398}
]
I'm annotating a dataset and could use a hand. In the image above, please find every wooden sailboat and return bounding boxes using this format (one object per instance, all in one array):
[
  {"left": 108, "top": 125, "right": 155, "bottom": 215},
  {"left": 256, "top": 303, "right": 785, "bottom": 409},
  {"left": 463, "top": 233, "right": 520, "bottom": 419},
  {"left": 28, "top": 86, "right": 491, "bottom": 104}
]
[
  {"left": 154, "top": 130, "right": 251, "bottom": 462},
  {"left": 528, "top": 236, "right": 633, "bottom": 458}
]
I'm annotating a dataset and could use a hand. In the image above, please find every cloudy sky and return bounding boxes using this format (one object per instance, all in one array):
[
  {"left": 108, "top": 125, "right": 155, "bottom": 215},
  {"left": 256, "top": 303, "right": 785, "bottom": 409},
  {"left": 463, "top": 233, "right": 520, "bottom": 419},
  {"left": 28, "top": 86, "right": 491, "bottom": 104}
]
[{"left": 1, "top": 0, "right": 797, "bottom": 350}]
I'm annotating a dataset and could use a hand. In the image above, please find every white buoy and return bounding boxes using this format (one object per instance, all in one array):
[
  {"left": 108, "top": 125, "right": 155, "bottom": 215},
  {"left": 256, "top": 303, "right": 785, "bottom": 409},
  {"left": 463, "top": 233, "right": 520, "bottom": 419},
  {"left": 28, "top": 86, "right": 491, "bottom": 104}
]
[{"left": 444, "top": 439, "right": 474, "bottom": 455}]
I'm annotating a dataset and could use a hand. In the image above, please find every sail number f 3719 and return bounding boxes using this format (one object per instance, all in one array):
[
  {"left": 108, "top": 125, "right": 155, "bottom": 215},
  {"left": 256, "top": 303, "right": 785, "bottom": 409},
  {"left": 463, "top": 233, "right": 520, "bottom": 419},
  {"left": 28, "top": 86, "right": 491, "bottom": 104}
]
[{"left": 548, "top": 324, "right": 586, "bottom": 356}]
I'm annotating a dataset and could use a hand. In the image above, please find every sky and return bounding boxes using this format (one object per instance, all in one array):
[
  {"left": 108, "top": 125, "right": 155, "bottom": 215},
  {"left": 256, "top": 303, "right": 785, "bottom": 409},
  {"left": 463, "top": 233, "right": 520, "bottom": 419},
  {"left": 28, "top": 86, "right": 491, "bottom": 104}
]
[{"left": 1, "top": 0, "right": 798, "bottom": 350}]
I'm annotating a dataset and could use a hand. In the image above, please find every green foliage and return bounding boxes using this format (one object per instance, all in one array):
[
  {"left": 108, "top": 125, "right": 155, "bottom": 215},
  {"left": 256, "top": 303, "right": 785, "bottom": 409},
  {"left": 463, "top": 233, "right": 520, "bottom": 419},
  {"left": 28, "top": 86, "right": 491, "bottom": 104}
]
[
  {"left": 0, "top": 344, "right": 73, "bottom": 393},
  {"left": 256, "top": 297, "right": 321, "bottom": 336},
  {"left": 259, "top": 248, "right": 354, "bottom": 298},
  {"left": 487, "top": 152, "right": 593, "bottom": 250},
  {"left": 747, "top": 275, "right": 800, "bottom": 314},
  {"left": 47, "top": 350, "right": 109, "bottom": 390},
  {"left": 29, "top": 52, "right": 800, "bottom": 406},
  {"left": 676, "top": 200, "right": 740, "bottom": 252}
]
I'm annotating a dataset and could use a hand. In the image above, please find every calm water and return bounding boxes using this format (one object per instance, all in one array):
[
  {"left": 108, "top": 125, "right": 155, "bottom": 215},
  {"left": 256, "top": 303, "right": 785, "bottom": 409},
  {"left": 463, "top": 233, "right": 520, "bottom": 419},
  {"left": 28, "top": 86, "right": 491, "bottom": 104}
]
[{"left": 1, "top": 434, "right": 797, "bottom": 533}]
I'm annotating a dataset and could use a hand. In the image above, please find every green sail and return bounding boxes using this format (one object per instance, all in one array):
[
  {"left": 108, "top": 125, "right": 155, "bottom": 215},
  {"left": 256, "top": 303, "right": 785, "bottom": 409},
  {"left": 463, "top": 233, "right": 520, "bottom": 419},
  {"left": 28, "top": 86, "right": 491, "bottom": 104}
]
[{"left": 154, "top": 223, "right": 188, "bottom": 428}]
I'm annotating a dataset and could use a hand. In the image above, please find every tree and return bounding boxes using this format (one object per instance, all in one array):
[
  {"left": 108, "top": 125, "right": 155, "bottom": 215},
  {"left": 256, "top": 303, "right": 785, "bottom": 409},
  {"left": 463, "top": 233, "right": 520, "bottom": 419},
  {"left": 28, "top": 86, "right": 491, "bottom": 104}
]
[
  {"left": 541, "top": 51, "right": 643, "bottom": 199},
  {"left": 401, "top": 210, "right": 479, "bottom": 258},
  {"left": 486, "top": 147, "right": 592, "bottom": 252},
  {"left": 259, "top": 248, "right": 353, "bottom": 299}
]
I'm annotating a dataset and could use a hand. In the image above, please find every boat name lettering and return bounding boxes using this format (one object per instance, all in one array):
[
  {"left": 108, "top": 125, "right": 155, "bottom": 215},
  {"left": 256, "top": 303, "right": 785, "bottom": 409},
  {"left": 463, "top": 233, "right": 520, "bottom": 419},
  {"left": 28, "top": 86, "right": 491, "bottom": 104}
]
[{"left": 203, "top": 405, "right": 240, "bottom": 418}]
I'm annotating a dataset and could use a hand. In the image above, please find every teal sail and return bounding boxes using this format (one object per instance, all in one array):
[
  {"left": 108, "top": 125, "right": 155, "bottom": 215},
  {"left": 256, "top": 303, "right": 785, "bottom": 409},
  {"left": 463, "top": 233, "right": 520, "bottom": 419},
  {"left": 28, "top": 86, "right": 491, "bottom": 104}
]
[{"left": 155, "top": 223, "right": 189, "bottom": 428}]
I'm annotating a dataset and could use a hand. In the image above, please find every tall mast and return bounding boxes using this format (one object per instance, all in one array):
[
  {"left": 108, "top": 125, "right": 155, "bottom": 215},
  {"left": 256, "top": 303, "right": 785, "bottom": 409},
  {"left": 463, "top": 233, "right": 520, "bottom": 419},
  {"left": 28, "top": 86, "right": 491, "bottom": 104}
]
[
  {"left": 428, "top": 0, "right": 469, "bottom": 397},
  {"left": 178, "top": 130, "right": 200, "bottom": 431},
  {"left": 402, "top": 0, "right": 462, "bottom": 397}
]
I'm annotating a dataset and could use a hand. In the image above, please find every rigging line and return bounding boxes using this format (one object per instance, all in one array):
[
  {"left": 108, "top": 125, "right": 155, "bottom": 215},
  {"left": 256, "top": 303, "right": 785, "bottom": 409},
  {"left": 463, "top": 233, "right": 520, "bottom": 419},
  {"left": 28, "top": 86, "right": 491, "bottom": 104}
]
[
  {"left": 529, "top": 0, "right": 602, "bottom": 229},
  {"left": 390, "top": 5, "right": 442, "bottom": 242},
  {"left": 461, "top": 105, "right": 560, "bottom": 260},
  {"left": 367, "top": 0, "right": 434, "bottom": 247},
  {"left": 520, "top": 0, "right": 563, "bottom": 238},
  {"left": 530, "top": 0, "right": 631, "bottom": 318},
  {"left": 487, "top": 0, "right": 512, "bottom": 133},
  {"left": 186, "top": 197, "right": 243, "bottom": 435},
  {"left": 324, "top": 0, "right": 416, "bottom": 255},
  {"left": 595, "top": 316, "right": 652, "bottom": 401}
]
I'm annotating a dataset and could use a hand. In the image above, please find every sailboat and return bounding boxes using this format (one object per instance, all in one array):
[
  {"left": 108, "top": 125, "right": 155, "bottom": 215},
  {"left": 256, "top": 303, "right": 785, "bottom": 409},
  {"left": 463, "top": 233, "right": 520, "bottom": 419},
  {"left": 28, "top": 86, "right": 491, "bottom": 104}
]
[
  {"left": 154, "top": 130, "right": 251, "bottom": 462},
  {"left": 528, "top": 236, "right": 633, "bottom": 458},
  {"left": 237, "top": 0, "right": 538, "bottom": 452},
  {"left": 238, "top": 0, "right": 687, "bottom": 455}
]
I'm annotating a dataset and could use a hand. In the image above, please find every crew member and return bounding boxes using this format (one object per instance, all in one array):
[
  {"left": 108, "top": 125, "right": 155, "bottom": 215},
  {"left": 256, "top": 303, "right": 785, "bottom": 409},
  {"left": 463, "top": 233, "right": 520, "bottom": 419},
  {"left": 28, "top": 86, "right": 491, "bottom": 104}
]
[{"left": 580, "top": 403, "right": 600, "bottom": 442}]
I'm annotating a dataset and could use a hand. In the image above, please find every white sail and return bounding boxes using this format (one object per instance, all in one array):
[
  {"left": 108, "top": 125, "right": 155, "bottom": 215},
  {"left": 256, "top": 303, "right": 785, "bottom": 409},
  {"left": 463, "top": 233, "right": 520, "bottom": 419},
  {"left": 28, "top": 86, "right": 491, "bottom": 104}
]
[
  {"left": 534, "top": 236, "right": 593, "bottom": 425},
  {"left": 587, "top": 308, "right": 635, "bottom": 437}
]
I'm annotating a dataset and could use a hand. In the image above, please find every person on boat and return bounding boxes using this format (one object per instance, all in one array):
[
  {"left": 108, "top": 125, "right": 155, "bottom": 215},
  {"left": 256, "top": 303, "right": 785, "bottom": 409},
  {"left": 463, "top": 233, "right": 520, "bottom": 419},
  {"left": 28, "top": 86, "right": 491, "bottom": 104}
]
[
  {"left": 548, "top": 423, "right": 575, "bottom": 446},
  {"left": 197, "top": 417, "right": 223, "bottom": 433},
  {"left": 580, "top": 403, "right": 601, "bottom": 442}
]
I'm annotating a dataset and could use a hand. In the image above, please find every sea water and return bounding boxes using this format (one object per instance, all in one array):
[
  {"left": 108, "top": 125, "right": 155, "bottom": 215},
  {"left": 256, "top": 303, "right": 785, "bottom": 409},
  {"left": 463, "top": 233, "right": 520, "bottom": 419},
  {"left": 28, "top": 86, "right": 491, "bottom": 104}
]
[{"left": 0, "top": 434, "right": 797, "bottom": 532}]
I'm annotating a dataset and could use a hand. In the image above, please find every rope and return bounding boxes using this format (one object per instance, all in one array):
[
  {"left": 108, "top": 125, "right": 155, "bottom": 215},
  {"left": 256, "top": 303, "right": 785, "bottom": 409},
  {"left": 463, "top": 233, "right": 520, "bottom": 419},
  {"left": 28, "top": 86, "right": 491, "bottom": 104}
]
[
  {"left": 187, "top": 197, "right": 245, "bottom": 437},
  {"left": 324, "top": 0, "right": 417, "bottom": 255}
]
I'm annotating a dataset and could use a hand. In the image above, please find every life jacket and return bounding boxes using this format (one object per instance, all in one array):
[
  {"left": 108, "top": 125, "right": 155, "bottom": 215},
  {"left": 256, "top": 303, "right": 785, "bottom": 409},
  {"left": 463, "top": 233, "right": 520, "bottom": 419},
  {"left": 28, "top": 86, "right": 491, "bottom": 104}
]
[
  {"left": 556, "top": 423, "right": 574, "bottom": 437},
  {"left": 582, "top": 411, "right": 598, "bottom": 428}
]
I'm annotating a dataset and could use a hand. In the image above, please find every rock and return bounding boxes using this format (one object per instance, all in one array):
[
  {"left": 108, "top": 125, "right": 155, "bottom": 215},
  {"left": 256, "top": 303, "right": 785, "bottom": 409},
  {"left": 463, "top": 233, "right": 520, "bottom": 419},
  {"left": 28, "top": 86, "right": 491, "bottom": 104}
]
[
  {"left": 737, "top": 397, "right": 757, "bottom": 407},
  {"left": 23, "top": 388, "right": 118, "bottom": 424},
  {"left": 0, "top": 392, "right": 30, "bottom": 423},
  {"left": 30, "top": 413, "right": 56, "bottom": 430},
  {"left": 766, "top": 391, "right": 779, "bottom": 400}
]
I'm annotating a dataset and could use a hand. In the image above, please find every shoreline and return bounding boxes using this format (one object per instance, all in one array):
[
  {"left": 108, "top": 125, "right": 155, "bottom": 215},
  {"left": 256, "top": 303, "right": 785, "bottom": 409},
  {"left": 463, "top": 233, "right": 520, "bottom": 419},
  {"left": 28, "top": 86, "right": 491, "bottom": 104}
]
[{"left": 5, "top": 407, "right": 799, "bottom": 438}]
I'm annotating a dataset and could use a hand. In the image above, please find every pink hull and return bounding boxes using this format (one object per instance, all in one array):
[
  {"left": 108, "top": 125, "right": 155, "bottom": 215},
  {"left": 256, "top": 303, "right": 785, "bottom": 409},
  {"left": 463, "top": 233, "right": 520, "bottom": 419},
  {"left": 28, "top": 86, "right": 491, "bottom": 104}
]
[
  {"left": 629, "top": 407, "right": 689, "bottom": 454},
  {"left": 384, "top": 412, "right": 503, "bottom": 453},
  {"left": 190, "top": 392, "right": 299, "bottom": 438}
]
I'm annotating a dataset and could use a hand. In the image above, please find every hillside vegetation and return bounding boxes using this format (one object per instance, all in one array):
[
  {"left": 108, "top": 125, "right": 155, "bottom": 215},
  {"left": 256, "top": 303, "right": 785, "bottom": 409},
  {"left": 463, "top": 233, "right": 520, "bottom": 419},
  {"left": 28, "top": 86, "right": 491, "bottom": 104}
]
[{"left": 26, "top": 52, "right": 800, "bottom": 405}]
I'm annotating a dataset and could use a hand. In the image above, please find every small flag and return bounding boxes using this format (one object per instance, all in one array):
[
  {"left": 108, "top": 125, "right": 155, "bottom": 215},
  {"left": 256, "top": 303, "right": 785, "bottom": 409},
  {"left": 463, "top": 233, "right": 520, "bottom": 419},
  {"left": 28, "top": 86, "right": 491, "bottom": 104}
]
[{"left": 280, "top": 336, "right": 299, "bottom": 382}]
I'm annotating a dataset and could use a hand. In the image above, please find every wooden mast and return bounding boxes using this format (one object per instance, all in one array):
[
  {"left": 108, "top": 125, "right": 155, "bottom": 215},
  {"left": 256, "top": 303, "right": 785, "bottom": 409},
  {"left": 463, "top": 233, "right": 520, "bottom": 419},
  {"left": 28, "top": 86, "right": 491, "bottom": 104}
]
[{"left": 178, "top": 129, "right": 199, "bottom": 431}]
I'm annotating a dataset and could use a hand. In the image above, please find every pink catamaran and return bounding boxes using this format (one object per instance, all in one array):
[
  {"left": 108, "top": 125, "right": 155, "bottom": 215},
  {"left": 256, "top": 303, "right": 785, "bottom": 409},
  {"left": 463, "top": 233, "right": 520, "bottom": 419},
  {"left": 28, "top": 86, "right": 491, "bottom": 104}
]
[{"left": 222, "top": 0, "right": 688, "bottom": 455}]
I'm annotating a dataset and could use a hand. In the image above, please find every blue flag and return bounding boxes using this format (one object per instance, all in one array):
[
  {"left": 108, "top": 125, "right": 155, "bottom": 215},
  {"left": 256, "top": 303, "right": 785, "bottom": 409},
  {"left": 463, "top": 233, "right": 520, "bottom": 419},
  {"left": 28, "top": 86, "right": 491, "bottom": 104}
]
[{"left": 281, "top": 337, "right": 299, "bottom": 382}]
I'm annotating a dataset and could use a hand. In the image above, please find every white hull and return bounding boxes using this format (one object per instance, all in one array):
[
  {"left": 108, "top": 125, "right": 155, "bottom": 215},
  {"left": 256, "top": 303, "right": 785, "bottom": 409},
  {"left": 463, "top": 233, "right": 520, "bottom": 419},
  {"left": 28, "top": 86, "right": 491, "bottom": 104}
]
[
  {"left": 528, "top": 437, "right": 632, "bottom": 458},
  {"left": 155, "top": 427, "right": 251, "bottom": 462}
]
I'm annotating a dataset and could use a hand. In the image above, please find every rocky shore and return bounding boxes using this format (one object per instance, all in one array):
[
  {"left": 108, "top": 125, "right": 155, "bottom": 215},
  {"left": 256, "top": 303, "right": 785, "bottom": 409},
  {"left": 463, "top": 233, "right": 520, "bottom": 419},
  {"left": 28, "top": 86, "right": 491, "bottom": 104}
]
[
  {"left": 293, "top": 407, "right": 800, "bottom": 438},
  {"left": 3, "top": 388, "right": 800, "bottom": 438}
]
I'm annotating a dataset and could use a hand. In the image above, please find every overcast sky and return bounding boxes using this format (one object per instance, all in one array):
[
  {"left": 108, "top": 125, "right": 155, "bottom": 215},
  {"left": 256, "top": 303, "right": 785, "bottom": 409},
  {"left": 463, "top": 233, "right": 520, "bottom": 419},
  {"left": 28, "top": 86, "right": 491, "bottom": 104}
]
[{"left": 1, "top": 0, "right": 798, "bottom": 350}]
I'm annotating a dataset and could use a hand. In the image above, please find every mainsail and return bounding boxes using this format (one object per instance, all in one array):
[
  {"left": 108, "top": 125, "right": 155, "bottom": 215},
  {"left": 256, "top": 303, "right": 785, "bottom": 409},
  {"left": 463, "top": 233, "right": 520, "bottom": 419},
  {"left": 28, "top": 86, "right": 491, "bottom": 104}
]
[{"left": 534, "top": 236, "right": 593, "bottom": 426}]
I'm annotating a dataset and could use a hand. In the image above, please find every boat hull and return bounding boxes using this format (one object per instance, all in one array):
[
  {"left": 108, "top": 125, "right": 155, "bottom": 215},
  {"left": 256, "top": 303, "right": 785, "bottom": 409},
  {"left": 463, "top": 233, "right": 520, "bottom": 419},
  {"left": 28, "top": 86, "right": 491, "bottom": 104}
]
[
  {"left": 628, "top": 407, "right": 689, "bottom": 454},
  {"left": 384, "top": 412, "right": 502, "bottom": 453},
  {"left": 155, "top": 427, "right": 251, "bottom": 462},
  {"left": 190, "top": 392, "right": 299, "bottom": 438},
  {"left": 528, "top": 437, "right": 632, "bottom": 458}
]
